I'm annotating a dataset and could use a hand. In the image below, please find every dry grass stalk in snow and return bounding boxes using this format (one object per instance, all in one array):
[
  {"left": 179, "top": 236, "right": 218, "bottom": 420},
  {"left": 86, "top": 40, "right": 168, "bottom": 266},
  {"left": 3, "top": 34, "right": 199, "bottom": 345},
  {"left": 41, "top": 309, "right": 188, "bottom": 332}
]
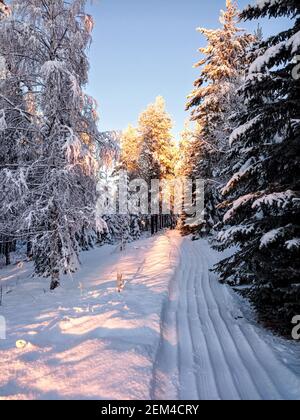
[{"left": 117, "top": 272, "right": 125, "bottom": 293}]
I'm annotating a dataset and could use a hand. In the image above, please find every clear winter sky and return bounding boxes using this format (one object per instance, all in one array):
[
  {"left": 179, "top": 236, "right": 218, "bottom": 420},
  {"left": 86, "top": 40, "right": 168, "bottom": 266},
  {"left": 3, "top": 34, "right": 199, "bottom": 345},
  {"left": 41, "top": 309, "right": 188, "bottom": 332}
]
[{"left": 86, "top": 0, "right": 292, "bottom": 139}]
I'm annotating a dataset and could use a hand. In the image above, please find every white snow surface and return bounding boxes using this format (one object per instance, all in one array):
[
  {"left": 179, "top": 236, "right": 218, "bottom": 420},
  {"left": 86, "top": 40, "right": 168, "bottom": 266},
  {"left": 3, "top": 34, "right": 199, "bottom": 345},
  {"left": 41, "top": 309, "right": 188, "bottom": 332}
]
[{"left": 0, "top": 231, "right": 299, "bottom": 400}]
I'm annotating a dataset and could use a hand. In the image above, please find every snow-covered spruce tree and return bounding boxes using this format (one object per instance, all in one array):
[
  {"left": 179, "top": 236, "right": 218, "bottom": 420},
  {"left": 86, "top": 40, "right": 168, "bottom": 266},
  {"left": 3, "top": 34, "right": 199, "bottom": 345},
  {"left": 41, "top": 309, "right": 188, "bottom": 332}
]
[
  {"left": 186, "top": 0, "right": 254, "bottom": 235},
  {"left": 120, "top": 124, "right": 141, "bottom": 176},
  {"left": 176, "top": 122, "right": 194, "bottom": 179},
  {"left": 215, "top": 0, "right": 300, "bottom": 333},
  {"left": 1, "top": 0, "right": 100, "bottom": 290},
  {"left": 137, "top": 97, "right": 176, "bottom": 233},
  {"left": 175, "top": 122, "right": 198, "bottom": 234},
  {"left": 214, "top": 26, "right": 264, "bottom": 225},
  {"left": 137, "top": 96, "right": 175, "bottom": 181}
]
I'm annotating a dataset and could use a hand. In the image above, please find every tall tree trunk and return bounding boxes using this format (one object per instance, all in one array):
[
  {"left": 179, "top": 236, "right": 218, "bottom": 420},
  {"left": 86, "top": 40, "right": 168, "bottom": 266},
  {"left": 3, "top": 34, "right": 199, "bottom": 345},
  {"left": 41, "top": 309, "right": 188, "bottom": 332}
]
[
  {"left": 4, "top": 241, "right": 10, "bottom": 266},
  {"left": 0, "top": 238, "right": 11, "bottom": 266},
  {"left": 151, "top": 215, "right": 155, "bottom": 235},
  {"left": 27, "top": 240, "right": 32, "bottom": 258}
]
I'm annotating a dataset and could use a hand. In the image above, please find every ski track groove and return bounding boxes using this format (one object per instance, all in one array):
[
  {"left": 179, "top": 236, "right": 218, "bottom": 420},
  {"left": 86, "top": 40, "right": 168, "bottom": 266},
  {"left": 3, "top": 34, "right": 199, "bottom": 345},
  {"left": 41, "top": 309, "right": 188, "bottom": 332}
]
[
  {"left": 177, "top": 251, "right": 199, "bottom": 400},
  {"left": 171, "top": 235, "right": 210, "bottom": 400},
  {"left": 208, "top": 266, "right": 283, "bottom": 400},
  {"left": 192, "top": 242, "right": 243, "bottom": 400},
  {"left": 237, "top": 322, "right": 297, "bottom": 400},
  {"left": 188, "top": 240, "right": 241, "bottom": 400},
  {"left": 187, "top": 244, "right": 220, "bottom": 400},
  {"left": 210, "top": 283, "right": 270, "bottom": 400},
  {"left": 199, "top": 242, "right": 285, "bottom": 400},
  {"left": 150, "top": 233, "right": 299, "bottom": 401},
  {"left": 197, "top": 243, "right": 269, "bottom": 400}
]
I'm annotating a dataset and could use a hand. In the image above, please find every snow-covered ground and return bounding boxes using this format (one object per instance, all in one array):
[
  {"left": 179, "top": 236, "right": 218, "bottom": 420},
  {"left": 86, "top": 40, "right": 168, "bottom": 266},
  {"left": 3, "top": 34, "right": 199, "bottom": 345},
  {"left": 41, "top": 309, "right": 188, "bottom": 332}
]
[{"left": 0, "top": 231, "right": 299, "bottom": 400}]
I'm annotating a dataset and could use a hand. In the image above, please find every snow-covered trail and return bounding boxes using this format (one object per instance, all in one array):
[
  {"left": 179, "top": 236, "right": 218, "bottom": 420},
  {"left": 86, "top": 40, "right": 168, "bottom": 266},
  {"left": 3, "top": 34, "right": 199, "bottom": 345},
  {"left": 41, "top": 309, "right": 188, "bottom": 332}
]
[
  {"left": 151, "top": 233, "right": 300, "bottom": 401},
  {"left": 0, "top": 231, "right": 299, "bottom": 400}
]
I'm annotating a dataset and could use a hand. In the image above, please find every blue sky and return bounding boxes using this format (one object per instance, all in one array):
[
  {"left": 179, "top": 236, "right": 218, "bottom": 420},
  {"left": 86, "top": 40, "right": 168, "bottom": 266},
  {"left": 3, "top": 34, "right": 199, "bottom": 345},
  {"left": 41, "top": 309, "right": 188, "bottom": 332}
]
[{"left": 86, "top": 0, "right": 292, "bottom": 139}]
